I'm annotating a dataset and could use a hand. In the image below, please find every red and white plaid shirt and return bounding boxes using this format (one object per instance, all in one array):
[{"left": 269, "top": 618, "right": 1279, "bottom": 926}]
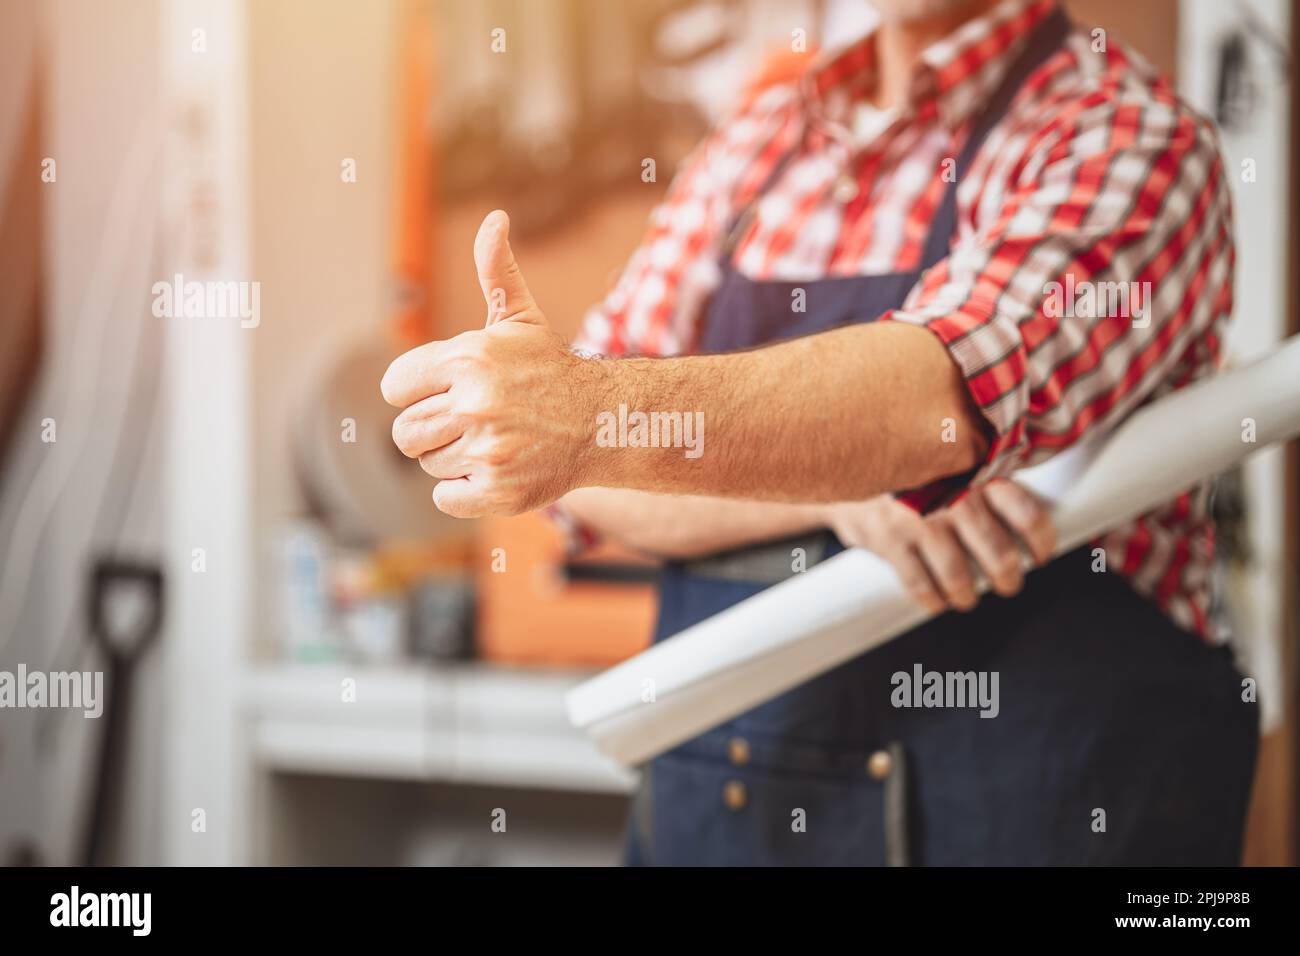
[{"left": 574, "top": 0, "right": 1234, "bottom": 637}]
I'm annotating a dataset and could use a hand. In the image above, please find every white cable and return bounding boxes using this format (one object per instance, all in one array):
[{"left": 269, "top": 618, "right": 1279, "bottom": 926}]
[
  {"left": 36, "top": 178, "right": 163, "bottom": 677},
  {"left": 0, "top": 116, "right": 163, "bottom": 659}
]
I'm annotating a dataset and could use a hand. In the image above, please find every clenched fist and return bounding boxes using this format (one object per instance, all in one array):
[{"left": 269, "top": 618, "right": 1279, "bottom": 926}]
[{"left": 382, "top": 211, "right": 608, "bottom": 517}]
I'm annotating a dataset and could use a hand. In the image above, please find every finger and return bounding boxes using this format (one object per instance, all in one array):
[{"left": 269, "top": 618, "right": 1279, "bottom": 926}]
[
  {"left": 915, "top": 520, "right": 979, "bottom": 611},
  {"left": 880, "top": 544, "right": 946, "bottom": 614},
  {"left": 419, "top": 441, "right": 470, "bottom": 481},
  {"left": 432, "top": 478, "right": 485, "bottom": 518},
  {"left": 473, "top": 210, "right": 540, "bottom": 325},
  {"left": 380, "top": 340, "right": 455, "bottom": 407},
  {"left": 947, "top": 491, "right": 1024, "bottom": 597},
  {"left": 983, "top": 479, "right": 1056, "bottom": 565},
  {"left": 392, "top": 394, "right": 463, "bottom": 459}
]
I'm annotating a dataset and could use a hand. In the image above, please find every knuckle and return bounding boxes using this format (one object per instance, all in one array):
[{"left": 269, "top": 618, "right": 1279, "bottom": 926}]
[
  {"left": 1011, "top": 505, "right": 1040, "bottom": 533},
  {"left": 908, "top": 587, "right": 939, "bottom": 611},
  {"left": 479, "top": 432, "right": 513, "bottom": 468},
  {"left": 932, "top": 545, "right": 967, "bottom": 582},
  {"left": 983, "top": 548, "right": 1018, "bottom": 583},
  {"left": 949, "top": 577, "right": 978, "bottom": 608},
  {"left": 1033, "top": 516, "right": 1056, "bottom": 542},
  {"left": 449, "top": 342, "right": 486, "bottom": 374},
  {"left": 844, "top": 526, "right": 876, "bottom": 550},
  {"left": 458, "top": 399, "right": 488, "bottom": 428},
  {"left": 935, "top": 561, "right": 967, "bottom": 590},
  {"left": 1003, "top": 488, "right": 1042, "bottom": 527},
  {"left": 915, "top": 522, "right": 947, "bottom": 552},
  {"left": 449, "top": 353, "right": 479, "bottom": 378},
  {"left": 901, "top": 574, "right": 937, "bottom": 604},
  {"left": 995, "top": 552, "right": 1021, "bottom": 578}
]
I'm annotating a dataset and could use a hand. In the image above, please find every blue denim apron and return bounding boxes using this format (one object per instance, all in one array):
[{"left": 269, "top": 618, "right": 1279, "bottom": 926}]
[{"left": 627, "top": 7, "right": 1258, "bottom": 866}]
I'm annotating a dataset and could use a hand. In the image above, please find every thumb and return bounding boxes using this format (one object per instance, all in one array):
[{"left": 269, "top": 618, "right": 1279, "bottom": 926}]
[{"left": 474, "top": 209, "right": 541, "bottom": 326}]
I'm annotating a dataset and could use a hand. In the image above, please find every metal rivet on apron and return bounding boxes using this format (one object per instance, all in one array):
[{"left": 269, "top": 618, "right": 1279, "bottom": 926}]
[
  {"left": 832, "top": 173, "right": 859, "bottom": 203},
  {"left": 727, "top": 737, "right": 751, "bottom": 766},
  {"left": 722, "top": 780, "right": 748, "bottom": 811},
  {"left": 867, "top": 749, "right": 893, "bottom": 780}
]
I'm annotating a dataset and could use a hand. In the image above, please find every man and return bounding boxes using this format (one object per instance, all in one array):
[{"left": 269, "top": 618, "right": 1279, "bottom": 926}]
[{"left": 383, "top": 0, "right": 1255, "bottom": 865}]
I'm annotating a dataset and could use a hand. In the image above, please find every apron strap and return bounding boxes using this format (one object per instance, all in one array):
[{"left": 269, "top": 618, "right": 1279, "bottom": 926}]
[
  {"left": 720, "top": 142, "right": 805, "bottom": 258},
  {"left": 917, "top": 5, "right": 1073, "bottom": 270}
]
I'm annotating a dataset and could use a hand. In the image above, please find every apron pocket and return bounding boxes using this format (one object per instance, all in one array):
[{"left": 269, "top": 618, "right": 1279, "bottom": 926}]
[{"left": 648, "top": 731, "right": 899, "bottom": 866}]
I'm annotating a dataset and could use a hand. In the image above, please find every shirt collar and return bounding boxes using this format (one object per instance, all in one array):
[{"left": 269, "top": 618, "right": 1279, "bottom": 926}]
[{"left": 803, "top": 0, "right": 1060, "bottom": 140}]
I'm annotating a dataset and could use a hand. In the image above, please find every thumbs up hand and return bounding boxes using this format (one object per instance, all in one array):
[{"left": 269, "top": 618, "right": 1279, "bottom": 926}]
[{"left": 382, "top": 211, "right": 605, "bottom": 518}]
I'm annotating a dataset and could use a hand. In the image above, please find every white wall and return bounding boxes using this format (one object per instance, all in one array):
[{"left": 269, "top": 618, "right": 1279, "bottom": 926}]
[{"left": 1179, "top": 0, "right": 1292, "bottom": 729}]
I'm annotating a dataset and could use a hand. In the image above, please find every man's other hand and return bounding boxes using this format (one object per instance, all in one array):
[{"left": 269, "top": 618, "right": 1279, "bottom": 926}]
[{"left": 824, "top": 480, "right": 1055, "bottom": 613}]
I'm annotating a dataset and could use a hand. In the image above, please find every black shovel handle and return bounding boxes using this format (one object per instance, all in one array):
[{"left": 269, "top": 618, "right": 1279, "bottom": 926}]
[
  {"left": 83, "top": 558, "right": 165, "bottom": 865},
  {"left": 88, "top": 560, "right": 165, "bottom": 661}
]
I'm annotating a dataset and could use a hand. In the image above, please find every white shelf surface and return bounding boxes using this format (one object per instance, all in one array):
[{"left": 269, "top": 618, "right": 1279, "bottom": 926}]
[{"left": 242, "top": 662, "right": 638, "bottom": 794}]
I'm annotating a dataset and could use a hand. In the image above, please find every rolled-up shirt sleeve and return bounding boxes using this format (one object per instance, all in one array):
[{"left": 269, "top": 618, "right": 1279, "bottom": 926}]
[{"left": 885, "top": 93, "right": 1234, "bottom": 509}]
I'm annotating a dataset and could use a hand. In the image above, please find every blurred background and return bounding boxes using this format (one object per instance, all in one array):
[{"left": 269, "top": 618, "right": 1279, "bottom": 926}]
[{"left": 0, "top": 0, "right": 1295, "bottom": 866}]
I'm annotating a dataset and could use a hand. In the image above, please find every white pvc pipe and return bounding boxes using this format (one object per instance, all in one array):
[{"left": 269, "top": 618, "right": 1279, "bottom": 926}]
[{"left": 567, "top": 336, "right": 1300, "bottom": 766}]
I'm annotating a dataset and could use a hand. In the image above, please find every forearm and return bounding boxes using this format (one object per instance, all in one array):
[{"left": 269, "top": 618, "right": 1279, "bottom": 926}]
[
  {"left": 580, "top": 321, "right": 989, "bottom": 501},
  {"left": 383, "top": 221, "right": 994, "bottom": 519},
  {"left": 559, "top": 488, "right": 826, "bottom": 560}
]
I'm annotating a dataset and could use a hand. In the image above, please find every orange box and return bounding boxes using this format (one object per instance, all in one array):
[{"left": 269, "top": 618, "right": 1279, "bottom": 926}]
[{"left": 474, "top": 512, "right": 655, "bottom": 667}]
